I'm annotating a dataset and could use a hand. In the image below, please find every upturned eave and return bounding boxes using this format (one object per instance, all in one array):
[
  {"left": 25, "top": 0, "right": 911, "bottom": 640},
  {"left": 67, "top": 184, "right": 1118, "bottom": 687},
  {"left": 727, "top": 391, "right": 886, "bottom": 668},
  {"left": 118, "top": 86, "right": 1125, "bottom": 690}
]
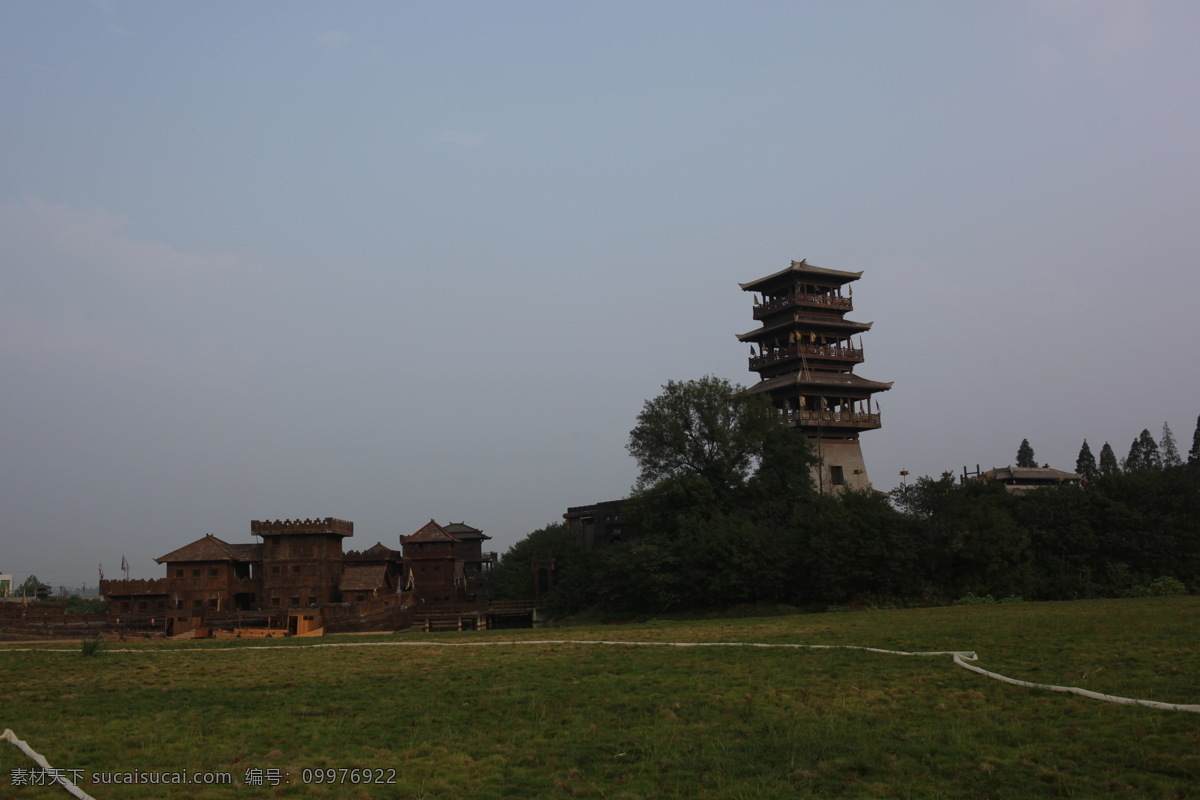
[
  {"left": 737, "top": 315, "right": 873, "bottom": 342},
  {"left": 739, "top": 259, "right": 863, "bottom": 293}
]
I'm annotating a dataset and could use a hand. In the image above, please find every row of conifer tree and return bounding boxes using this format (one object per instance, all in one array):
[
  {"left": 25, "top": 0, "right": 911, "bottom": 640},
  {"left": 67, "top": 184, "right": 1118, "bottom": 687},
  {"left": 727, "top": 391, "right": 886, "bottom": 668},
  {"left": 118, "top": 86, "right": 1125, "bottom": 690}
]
[{"left": 1016, "top": 416, "right": 1200, "bottom": 477}]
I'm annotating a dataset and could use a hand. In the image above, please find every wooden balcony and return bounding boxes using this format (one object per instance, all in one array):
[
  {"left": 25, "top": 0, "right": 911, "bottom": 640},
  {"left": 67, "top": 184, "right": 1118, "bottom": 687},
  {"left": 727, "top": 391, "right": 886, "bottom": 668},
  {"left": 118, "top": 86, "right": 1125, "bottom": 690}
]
[
  {"left": 754, "top": 292, "right": 852, "bottom": 319},
  {"left": 230, "top": 577, "right": 259, "bottom": 594},
  {"left": 750, "top": 343, "right": 863, "bottom": 371},
  {"left": 785, "top": 410, "right": 882, "bottom": 429}
]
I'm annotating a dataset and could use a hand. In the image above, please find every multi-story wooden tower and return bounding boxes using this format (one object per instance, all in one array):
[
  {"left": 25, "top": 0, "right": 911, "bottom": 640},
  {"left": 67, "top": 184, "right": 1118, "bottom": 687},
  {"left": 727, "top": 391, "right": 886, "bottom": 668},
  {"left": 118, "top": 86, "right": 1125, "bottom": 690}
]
[
  {"left": 738, "top": 259, "right": 892, "bottom": 492},
  {"left": 252, "top": 517, "right": 353, "bottom": 609}
]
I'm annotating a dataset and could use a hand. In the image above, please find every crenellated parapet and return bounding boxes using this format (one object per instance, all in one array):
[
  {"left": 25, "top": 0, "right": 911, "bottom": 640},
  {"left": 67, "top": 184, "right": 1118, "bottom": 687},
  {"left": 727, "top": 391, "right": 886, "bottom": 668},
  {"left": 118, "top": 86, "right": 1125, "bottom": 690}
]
[
  {"left": 344, "top": 548, "right": 402, "bottom": 561},
  {"left": 251, "top": 517, "right": 354, "bottom": 537},
  {"left": 101, "top": 578, "right": 168, "bottom": 597}
]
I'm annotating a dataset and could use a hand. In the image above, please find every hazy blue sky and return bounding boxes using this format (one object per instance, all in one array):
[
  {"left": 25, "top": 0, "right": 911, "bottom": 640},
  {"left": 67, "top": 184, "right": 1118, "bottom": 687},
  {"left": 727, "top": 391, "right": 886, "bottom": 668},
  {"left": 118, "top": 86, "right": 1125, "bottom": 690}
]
[{"left": 3, "top": 1, "right": 1199, "bottom": 587}]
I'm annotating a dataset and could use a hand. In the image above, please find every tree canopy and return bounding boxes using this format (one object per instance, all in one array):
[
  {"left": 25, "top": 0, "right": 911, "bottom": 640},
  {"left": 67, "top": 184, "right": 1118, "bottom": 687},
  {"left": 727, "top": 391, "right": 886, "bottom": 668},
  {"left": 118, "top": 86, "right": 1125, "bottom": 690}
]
[
  {"left": 626, "top": 375, "right": 776, "bottom": 492},
  {"left": 498, "top": 381, "right": 1200, "bottom": 617}
]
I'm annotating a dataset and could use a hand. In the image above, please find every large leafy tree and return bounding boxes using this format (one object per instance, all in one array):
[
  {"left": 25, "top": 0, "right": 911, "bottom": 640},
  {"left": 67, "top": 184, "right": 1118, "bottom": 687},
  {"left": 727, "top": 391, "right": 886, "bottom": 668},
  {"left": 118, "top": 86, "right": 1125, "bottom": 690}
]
[
  {"left": 1098, "top": 442, "right": 1120, "bottom": 476},
  {"left": 627, "top": 375, "right": 776, "bottom": 492},
  {"left": 1160, "top": 422, "right": 1183, "bottom": 468},
  {"left": 1016, "top": 438, "right": 1037, "bottom": 468},
  {"left": 617, "top": 376, "right": 819, "bottom": 612},
  {"left": 746, "top": 425, "right": 819, "bottom": 527},
  {"left": 1075, "top": 440, "right": 1097, "bottom": 479}
]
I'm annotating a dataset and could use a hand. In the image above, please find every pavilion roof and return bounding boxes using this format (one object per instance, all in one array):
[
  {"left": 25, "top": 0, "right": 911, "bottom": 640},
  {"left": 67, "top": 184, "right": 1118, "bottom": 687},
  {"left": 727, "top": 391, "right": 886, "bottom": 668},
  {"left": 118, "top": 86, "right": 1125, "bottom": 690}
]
[
  {"left": 984, "top": 467, "right": 1082, "bottom": 483},
  {"left": 442, "top": 522, "right": 490, "bottom": 540},
  {"left": 739, "top": 259, "right": 862, "bottom": 292}
]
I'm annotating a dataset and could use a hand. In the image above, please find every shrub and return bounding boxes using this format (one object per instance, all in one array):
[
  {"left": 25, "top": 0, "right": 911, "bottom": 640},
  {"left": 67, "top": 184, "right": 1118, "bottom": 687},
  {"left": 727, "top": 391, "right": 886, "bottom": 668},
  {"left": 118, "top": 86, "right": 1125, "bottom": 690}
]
[{"left": 1123, "top": 576, "right": 1188, "bottom": 597}]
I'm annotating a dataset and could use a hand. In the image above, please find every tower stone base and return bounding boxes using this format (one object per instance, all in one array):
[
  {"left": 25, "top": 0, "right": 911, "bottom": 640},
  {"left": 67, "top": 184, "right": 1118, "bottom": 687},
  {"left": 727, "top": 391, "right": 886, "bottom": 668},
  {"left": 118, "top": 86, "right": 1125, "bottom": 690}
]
[{"left": 809, "top": 438, "right": 871, "bottom": 493}]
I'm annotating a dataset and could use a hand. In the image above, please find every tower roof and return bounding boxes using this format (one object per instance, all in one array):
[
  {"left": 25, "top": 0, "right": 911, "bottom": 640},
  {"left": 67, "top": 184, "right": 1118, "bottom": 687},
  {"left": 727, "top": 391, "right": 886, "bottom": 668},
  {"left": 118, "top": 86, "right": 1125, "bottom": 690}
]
[
  {"left": 403, "top": 519, "right": 460, "bottom": 544},
  {"left": 737, "top": 314, "right": 873, "bottom": 342},
  {"left": 155, "top": 534, "right": 262, "bottom": 564},
  {"left": 746, "top": 371, "right": 894, "bottom": 396},
  {"left": 739, "top": 259, "right": 862, "bottom": 292}
]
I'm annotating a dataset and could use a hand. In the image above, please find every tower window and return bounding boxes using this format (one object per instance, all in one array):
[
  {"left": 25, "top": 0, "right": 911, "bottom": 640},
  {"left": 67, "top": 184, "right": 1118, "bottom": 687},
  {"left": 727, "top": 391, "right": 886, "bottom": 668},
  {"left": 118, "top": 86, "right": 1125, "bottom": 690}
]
[{"left": 830, "top": 466, "right": 845, "bottom": 486}]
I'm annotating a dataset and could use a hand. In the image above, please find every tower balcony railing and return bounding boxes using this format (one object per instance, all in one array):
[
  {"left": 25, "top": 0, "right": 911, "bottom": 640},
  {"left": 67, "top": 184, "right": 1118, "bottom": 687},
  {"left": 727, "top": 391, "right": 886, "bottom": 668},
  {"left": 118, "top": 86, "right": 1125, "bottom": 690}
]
[
  {"left": 785, "top": 410, "right": 882, "bottom": 429},
  {"left": 754, "top": 292, "right": 852, "bottom": 319},
  {"left": 750, "top": 343, "right": 863, "bottom": 370}
]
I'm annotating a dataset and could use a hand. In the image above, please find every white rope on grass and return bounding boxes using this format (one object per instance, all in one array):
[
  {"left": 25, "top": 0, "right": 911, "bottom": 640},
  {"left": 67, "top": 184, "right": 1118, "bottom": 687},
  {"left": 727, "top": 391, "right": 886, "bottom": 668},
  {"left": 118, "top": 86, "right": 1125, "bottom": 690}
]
[
  {"left": 3, "top": 639, "right": 1198, "bottom": 713},
  {"left": 1, "top": 728, "right": 96, "bottom": 800},
  {"left": 950, "top": 652, "right": 1200, "bottom": 712}
]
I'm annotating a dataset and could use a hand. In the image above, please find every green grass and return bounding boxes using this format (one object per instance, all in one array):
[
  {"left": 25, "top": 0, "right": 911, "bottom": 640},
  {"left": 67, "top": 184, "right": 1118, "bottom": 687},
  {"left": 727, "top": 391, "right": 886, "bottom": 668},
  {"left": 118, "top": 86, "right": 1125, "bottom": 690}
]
[{"left": 2, "top": 597, "right": 1198, "bottom": 799}]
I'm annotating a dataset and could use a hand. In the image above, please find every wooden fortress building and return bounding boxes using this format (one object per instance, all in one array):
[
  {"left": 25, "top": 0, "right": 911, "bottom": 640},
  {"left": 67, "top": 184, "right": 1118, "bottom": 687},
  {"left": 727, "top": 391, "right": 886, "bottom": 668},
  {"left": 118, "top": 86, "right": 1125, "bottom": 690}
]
[
  {"left": 100, "top": 517, "right": 498, "bottom": 635},
  {"left": 739, "top": 259, "right": 892, "bottom": 492}
]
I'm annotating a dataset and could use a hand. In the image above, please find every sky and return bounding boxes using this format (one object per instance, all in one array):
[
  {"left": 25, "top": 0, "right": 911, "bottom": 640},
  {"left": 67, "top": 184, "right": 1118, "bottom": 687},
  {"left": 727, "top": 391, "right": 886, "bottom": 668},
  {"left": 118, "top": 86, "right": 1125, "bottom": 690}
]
[{"left": 3, "top": 1, "right": 1199, "bottom": 588}]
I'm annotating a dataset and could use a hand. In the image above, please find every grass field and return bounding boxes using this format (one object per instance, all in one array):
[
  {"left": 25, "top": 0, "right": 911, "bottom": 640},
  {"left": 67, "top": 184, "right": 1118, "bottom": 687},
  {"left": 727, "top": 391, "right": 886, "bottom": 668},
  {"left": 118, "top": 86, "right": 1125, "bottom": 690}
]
[{"left": 2, "top": 596, "right": 1198, "bottom": 799}]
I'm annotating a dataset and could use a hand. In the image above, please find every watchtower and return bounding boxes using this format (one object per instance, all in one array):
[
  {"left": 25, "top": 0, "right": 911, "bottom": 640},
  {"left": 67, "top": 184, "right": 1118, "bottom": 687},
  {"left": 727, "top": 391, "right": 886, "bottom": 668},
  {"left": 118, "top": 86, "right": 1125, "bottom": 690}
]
[
  {"left": 252, "top": 517, "right": 353, "bottom": 609},
  {"left": 738, "top": 260, "right": 892, "bottom": 492}
]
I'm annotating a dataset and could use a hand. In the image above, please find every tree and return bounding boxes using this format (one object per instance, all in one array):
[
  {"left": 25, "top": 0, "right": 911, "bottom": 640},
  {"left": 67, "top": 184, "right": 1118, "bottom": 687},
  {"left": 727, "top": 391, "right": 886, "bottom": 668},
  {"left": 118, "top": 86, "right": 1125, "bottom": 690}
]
[
  {"left": 1098, "top": 442, "right": 1120, "bottom": 476},
  {"left": 1123, "top": 437, "right": 1143, "bottom": 472},
  {"left": 1075, "top": 440, "right": 1097, "bottom": 479},
  {"left": 489, "top": 522, "right": 595, "bottom": 615},
  {"left": 627, "top": 376, "right": 776, "bottom": 492},
  {"left": 746, "top": 425, "right": 819, "bottom": 527},
  {"left": 1124, "top": 429, "right": 1161, "bottom": 472},
  {"left": 1016, "top": 439, "right": 1037, "bottom": 468},
  {"left": 1160, "top": 422, "right": 1183, "bottom": 468},
  {"left": 17, "top": 575, "right": 41, "bottom": 598},
  {"left": 1189, "top": 415, "right": 1200, "bottom": 466},
  {"left": 1142, "top": 429, "right": 1162, "bottom": 469}
]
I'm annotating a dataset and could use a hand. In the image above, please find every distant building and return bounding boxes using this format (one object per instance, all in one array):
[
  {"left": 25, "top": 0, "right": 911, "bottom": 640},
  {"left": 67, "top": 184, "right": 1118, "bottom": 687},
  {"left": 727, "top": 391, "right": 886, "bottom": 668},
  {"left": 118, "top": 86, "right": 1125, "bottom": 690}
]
[
  {"left": 102, "top": 517, "right": 498, "bottom": 634},
  {"left": 254, "top": 517, "right": 352, "bottom": 609},
  {"left": 0, "top": 574, "right": 12, "bottom": 598},
  {"left": 738, "top": 259, "right": 892, "bottom": 492},
  {"left": 564, "top": 501, "right": 631, "bottom": 548},
  {"left": 157, "top": 533, "right": 261, "bottom": 615},
  {"left": 342, "top": 542, "right": 404, "bottom": 603},
  {"left": 402, "top": 520, "right": 494, "bottom": 607},
  {"left": 978, "top": 466, "right": 1082, "bottom": 494}
]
